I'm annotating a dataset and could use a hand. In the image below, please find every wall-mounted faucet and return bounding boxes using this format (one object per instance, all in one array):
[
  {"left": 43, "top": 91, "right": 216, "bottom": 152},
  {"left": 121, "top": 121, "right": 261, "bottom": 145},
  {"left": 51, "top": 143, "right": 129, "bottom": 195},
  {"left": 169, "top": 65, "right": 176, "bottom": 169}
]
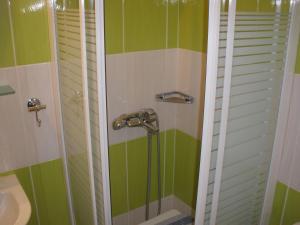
[
  {"left": 112, "top": 108, "right": 159, "bottom": 133},
  {"left": 112, "top": 108, "right": 161, "bottom": 219}
]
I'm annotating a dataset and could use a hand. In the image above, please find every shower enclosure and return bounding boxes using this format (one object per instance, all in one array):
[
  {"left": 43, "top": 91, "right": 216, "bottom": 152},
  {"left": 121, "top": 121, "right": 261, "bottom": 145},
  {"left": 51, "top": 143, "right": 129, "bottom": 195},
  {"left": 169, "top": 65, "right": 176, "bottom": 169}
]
[
  {"left": 1, "top": 0, "right": 299, "bottom": 225},
  {"left": 46, "top": 0, "right": 300, "bottom": 224}
]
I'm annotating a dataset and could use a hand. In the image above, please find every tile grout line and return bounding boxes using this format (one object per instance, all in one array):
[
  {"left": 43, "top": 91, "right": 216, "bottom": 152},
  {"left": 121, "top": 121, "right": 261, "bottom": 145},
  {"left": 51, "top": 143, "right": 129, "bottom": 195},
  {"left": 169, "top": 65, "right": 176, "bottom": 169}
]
[
  {"left": 7, "top": 6, "right": 41, "bottom": 224},
  {"left": 176, "top": 0, "right": 180, "bottom": 48},
  {"left": 171, "top": 0, "right": 180, "bottom": 198},
  {"left": 162, "top": 0, "right": 169, "bottom": 200},
  {"left": 171, "top": 129, "right": 177, "bottom": 196},
  {"left": 122, "top": 1, "right": 130, "bottom": 224},
  {"left": 29, "top": 166, "right": 41, "bottom": 225},
  {"left": 7, "top": 0, "right": 17, "bottom": 66}
]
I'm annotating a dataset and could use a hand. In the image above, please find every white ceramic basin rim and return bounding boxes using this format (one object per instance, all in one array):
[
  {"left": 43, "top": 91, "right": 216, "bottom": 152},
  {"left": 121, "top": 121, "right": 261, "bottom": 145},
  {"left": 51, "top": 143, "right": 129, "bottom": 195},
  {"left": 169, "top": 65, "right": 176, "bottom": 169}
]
[{"left": 0, "top": 175, "right": 31, "bottom": 225}]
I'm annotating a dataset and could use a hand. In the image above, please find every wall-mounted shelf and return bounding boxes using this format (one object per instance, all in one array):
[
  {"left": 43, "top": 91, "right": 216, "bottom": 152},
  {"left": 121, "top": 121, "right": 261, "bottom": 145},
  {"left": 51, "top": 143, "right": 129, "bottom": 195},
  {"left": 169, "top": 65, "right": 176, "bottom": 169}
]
[
  {"left": 155, "top": 91, "right": 194, "bottom": 104},
  {"left": 0, "top": 85, "right": 15, "bottom": 96}
]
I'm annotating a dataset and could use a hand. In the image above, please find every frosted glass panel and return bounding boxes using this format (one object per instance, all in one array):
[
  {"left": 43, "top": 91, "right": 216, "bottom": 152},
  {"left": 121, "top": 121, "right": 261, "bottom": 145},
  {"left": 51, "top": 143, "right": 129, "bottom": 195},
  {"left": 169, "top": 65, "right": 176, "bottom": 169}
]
[
  {"left": 55, "top": 4, "right": 95, "bottom": 225},
  {"left": 84, "top": 7, "right": 106, "bottom": 225},
  {"left": 214, "top": 12, "right": 290, "bottom": 225},
  {"left": 203, "top": 11, "right": 227, "bottom": 225}
]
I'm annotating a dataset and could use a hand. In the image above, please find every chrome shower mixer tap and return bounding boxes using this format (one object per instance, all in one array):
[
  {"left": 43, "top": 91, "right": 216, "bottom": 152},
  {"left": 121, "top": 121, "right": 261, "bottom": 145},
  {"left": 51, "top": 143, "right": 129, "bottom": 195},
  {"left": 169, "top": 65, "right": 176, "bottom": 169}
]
[
  {"left": 112, "top": 108, "right": 162, "bottom": 219},
  {"left": 112, "top": 108, "right": 159, "bottom": 133}
]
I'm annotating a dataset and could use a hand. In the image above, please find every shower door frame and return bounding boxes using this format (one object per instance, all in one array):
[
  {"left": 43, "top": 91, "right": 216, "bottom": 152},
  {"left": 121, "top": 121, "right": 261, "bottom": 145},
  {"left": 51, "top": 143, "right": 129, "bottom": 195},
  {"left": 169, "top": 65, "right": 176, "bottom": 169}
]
[
  {"left": 50, "top": 0, "right": 113, "bottom": 224},
  {"left": 94, "top": 0, "right": 113, "bottom": 224},
  {"left": 93, "top": 0, "right": 300, "bottom": 225},
  {"left": 194, "top": 1, "right": 300, "bottom": 225}
]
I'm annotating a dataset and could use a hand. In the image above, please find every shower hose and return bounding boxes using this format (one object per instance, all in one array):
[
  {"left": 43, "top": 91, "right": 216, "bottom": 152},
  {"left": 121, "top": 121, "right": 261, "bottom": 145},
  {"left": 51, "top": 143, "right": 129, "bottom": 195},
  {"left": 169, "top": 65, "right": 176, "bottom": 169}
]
[{"left": 145, "top": 117, "right": 161, "bottom": 220}]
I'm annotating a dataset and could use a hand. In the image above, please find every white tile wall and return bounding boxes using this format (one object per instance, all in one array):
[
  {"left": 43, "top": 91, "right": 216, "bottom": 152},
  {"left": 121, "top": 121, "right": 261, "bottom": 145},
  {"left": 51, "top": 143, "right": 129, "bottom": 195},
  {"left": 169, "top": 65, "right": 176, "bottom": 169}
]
[
  {"left": 0, "top": 63, "right": 60, "bottom": 173},
  {"left": 106, "top": 49, "right": 206, "bottom": 145},
  {"left": 278, "top": 75, "right": 300, "bottom": 192},
  {"left": 176, "top": 49, "right": 206, "bottom": 139}
]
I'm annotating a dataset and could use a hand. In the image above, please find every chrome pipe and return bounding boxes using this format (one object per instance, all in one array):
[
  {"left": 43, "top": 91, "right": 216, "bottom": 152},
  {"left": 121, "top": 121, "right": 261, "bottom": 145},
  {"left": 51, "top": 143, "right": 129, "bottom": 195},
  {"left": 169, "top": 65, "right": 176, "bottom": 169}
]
[{"left": 145, "top": 132, "right": 152, "bottom": 221}]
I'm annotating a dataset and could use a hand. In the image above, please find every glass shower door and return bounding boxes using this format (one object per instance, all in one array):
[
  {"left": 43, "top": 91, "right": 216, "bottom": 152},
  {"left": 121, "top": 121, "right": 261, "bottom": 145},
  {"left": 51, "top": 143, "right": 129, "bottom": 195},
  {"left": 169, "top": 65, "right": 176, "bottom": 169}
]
[
  {"left": 54, "top": 0, "right": 106, "bottom": 224},
  {"left": 197, "top": 0, "right": 293, "bottom": 225}
]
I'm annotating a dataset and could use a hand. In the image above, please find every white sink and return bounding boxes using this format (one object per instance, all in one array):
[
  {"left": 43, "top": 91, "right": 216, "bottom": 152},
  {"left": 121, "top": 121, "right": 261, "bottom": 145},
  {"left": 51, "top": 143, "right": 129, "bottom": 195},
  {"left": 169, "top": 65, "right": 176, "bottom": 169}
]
[{"left": 0, "top": 175, "right": 31, "bottom": 225}]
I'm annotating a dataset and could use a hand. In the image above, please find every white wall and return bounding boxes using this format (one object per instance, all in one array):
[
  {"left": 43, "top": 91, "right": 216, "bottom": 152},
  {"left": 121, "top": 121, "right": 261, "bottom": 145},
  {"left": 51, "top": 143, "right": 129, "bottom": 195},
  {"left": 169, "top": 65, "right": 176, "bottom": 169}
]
[
  {"left": 106, "top": 48, "right": 206, "bottom": 145},
  {"left": 277, "top": 75, "right": 300, "bottom": 192},
  {"left": 0, "top": 63, "right": 61, "bottom": 173}
]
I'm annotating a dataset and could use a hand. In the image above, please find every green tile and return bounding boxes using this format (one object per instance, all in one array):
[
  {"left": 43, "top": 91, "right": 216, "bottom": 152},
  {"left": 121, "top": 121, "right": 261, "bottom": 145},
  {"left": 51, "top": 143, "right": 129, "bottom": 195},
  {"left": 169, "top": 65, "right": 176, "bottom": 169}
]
[
  {"left": 167, "top": 1, "right": 179, "bottom": 48},
  {"left": 282, "top": 186, "right": 300, "bottom": 225},
  {"left": 173, "top": 130, "right": 201, "bottom": 208},
  {"left": 127, "top": 132, "right": 167, "bottom": 210},
  {"left": 31, "top": 159, "right": 71, "bottom": 225},
  {"left": 67, "top": 154, "right": 94, "bottom": 225},
  {"left": 0, "top": 0, "right": 15, "bottom": 68},
  {"left": 10, "top": 0, "right": 51, "bottom": 65},
  {"left": 127, "top": 135, "right": 149, "bottom": 210},
  {"left": 124, "top": 0, "right": 167, "bottom": 52},
  {"left": 109, "top": 129, "right": 176, "bottom": 216},
  {"left": 109, "top": 129, "right": 200, "bottom": 215},
  {"left": 164, "top": 129, "right": 176, "bottom": 196},
  {"left": 295, "top": 38, "right": 300, "bottom": 74},
  {"left": 280, "top": 0, "right": 290, "bottom": 13},
  {"left": 236, "top": 0, "right": 258, "bottom": 12},
  {"left": 179, "top": 0, "right": 208, "bottom": 52},
  {"left": 269, "top": 182, "right": 288, "bottom": 225},
  {"left": 109, "top": 142, "right": 129, "bottom": 216},
  {"left": 104, "top": 0, "right": 123, "bottom": 54},
  {"left": 0, "top": 160, "right": 71, "bottom": 225},
  {"left": 258, "top": 0, "right": 276, "bottom": 12}
]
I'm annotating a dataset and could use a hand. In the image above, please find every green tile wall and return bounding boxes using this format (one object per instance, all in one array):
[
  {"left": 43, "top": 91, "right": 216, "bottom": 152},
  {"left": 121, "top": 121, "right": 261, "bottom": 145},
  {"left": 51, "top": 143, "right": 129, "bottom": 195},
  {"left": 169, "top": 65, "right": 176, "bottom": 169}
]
[
  {"left": 109, "top": 130, "right": 176, "bottom": 216},
  {"left": 104, "top": 0, "right": 208, "bottom": 54},
  {"left": 295, "top": 38, "right": 300, "bottom": 74},
  {"left": 270, "top": 182, "right": 300, "bottom": 225},
  {"left": 10, "top": 0, "right": 51, "bottom": 65},
  {"left": 104, "top": 0, "right": 123, "bottom": 54},
  {"left": 124, "top": 0, "right": 166, "bottom": 52},
  {"left": 0, "top": 0, "right": 51, "bottom": 67},
  {"left": 174, "top": 130, "right": 201, "bottom": 208},
  {"left": 0, "top": 0, "right": 15, "bottom": 68},
  {"left": 104, "top": 0, "right": 179, "bottom": 54},
  {"left": 178, "top": 0, "right": 209, "bottom": 52},
  {"left": 67, "top": 154, "right": 95, "bottom": 225},
  {"left": 109, "top": 129, "right": 201, "bottom": 217},
  {"left": 104, "top": 0, "right": 292, "bottom": 55},
  {"left": 0, "top": 159, "right": 71, "bottom": 225}
]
